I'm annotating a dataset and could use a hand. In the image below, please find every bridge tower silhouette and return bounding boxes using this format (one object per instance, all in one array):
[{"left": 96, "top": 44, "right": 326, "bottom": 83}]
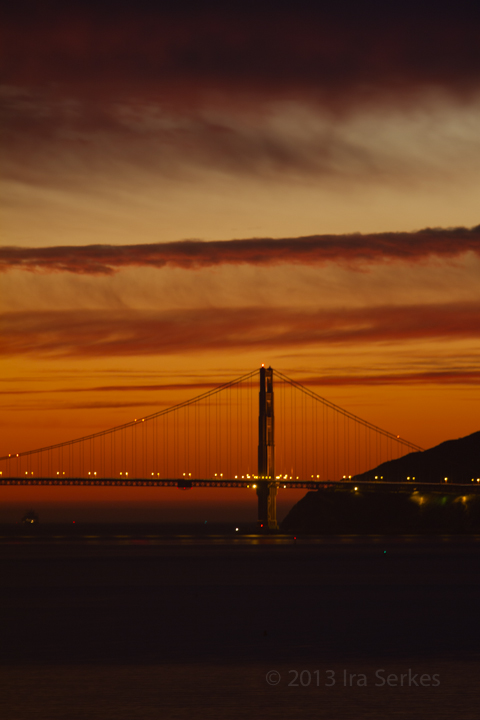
[{"left": 257, "top": 366, "right": 278, "bottom": 529}]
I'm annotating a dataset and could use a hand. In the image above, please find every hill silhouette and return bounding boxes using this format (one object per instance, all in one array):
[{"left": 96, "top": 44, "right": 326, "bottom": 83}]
[
  {"left": 281, "top": 430, "right": 480, "bottom": 534},
  {"left": 353, "top": 430, "right": 480, "bottom": 485}
]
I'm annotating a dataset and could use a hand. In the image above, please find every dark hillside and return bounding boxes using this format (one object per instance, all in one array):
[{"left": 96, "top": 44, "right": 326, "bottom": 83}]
[
  {"left": 353, "top": 430, "right": 480, "bottom": 484},
  {"left": 281, "top": 431, "right": 480, "bottom": 534}
]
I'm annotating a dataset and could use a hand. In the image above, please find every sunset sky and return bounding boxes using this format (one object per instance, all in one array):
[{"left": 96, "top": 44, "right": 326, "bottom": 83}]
[{"left": 1, "top": 0, "right": 480, "bottom": 522}]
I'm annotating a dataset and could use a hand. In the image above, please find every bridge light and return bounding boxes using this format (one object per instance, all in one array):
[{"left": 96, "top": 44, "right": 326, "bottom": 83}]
[
  {"left": 375, "top": 476, "right": 378, "bottom": 479},
  {"left": 25, "top": 471, "right": 28, "bottom": 475},
  {"left": 253, "top": 484, "right": 257, "bottom": 489},
  {"left": 354, "top": 487, "right": 358, "bottom": 491},
  {"left": 125, "top": 472, "right": 128, "bottom": 476},
  {"left": 235, "top": 528, "right": 239, "bottom": 532},
  {"left": 444, "top": 477, "right": 448, "bottom": 482},
  {"left": 284, "top": 485, "right": 286, "bottom": 488},
  {"left": 88, "top": 472, "right": 91, "bottom": 475},
  {"left": 348, "top": 475, "right": 352, "bottom": 479},
  {"left": 120, "top": 472, "right": 122, "bottom": 475},
  {"left": 317, "top": 475, "right": 320, "bottom": 478},
  {"left": 142, "top": 419, "right": 144, "bottom": 422}
]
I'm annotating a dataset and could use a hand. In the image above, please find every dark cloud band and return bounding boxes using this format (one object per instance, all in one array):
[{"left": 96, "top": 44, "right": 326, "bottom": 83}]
[
  {"left": 1, "top": 226, "right": 480, "bottom": 274},
  {"left": 2, "top": 2, "right": 480, "bottom": 106}
]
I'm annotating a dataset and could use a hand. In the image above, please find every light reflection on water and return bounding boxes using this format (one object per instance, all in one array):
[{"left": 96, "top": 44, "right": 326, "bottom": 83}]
[{"left": 3, "top": 532, "right": 480, "bottom": 546}]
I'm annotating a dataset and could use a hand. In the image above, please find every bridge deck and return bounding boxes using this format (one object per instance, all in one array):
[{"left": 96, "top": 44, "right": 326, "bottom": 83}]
[{"left": 2, "top": 477, "right": 480, "bottom": 493}]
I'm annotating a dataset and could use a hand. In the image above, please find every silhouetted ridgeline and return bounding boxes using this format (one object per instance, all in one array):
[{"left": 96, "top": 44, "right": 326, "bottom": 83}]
[
  {"left": 281, "top": 431, "right": 480, "bottom": 534},
  {"left": 353, "top": 430, "right": 480, "bottom": 484}
]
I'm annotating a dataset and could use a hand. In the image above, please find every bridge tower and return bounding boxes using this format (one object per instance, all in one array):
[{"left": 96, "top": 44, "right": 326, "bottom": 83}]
[{"left": 257, "top": 365, "right": 278, "bottom": 529}]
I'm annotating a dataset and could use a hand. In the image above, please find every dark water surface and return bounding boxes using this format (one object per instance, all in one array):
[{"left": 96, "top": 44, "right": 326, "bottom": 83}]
[{"left": 1, "top": 534, "right": 480, "bottom": 718}]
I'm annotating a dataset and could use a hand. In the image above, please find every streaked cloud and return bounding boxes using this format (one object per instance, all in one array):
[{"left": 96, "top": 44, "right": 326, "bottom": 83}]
[{"left": 2, "top": 301, "right": 480, "bottom": 358}]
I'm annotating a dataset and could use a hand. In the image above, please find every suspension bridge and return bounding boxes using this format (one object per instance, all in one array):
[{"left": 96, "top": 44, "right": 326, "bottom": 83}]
[{"left": 0, "top": 366, "right": 425, "bottom": 528}]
